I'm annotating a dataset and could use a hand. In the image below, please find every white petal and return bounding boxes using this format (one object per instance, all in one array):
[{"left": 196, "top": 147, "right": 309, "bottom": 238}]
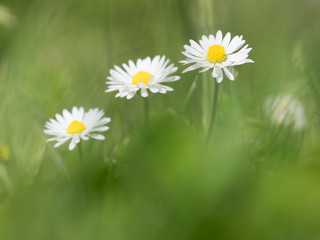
[
  {"left": 126, "top": 92, "right": 135, "bottom": 99},
  {"left": 189, "top": 39, "right": 207, "bottom": 54},
  {"left": 149, "top": 87, "right": 159, "bottom": 93},
  {"left": 164, "top": 76, "right": 180, "bottom": 82},
  {"left": 217, "top": 76, "right": 223, "bottom": 83},
  {"left": 128, "top": 60, "right": 137, "bottom": 73},
  {"left": 62, "top": 109, "right": 73, "bottom": 123},
  {"left": 226, "top": 37, "right": 245, "bottom": 54},
  {"left": 199, "top": 39, "right": 209, "bottom": 51},
  {"left": 54, "top": 139, "right": 69, "bottom": 148},
  {"left": 120, "top": 90, "right": 130, "bottom": 98},
  {"left": 212, "top": 67, "right": 219, "bottom": 78},
  {"left": 216, "top": 68, "right": 223, "bottom": 83},
  {"left": 182, "top": 64, "right": 200, "bottom": 73},
  {"left": 215, "top": 30, "right": 223, "bottom": 45},
  {"left": 55, "top": 113, "right": 66, "bottom": 125},
  {"left": 184, "top": 45, "right": 204, "bottom": 58},
  {"left": 89, "top": 134, "right": 105, "bottom": 140},
  {"left": 69, "top": 141, "right": 77, "bottom": 151},
  {"left": 223, "top": 67, "right": 235, "bottom": 80},
  {"left": 81, "top": 135, "right": 89, "bottom": 140},
  {"left": 72, "top": 107, "right": 78, "bottom": 118},
  {"left": 78, "top": 107, "right": 85, "bottom": 121},
  {"left": 222, "top": 32, "right": 231, "bottom": 48},
  {"left": 208, "top": 34, "right": 215, "bottom": 45},
  {"left": 159, "top": 88, "right": 167, "bottom": 94},
  {"left": 230, "top": 59, "right": 254, "bottom": 66},
  {"left": 141, "top": 88, "right": 148, "bottom": 98},
  {"left": 92, "top": 126, "right": 109, "bottom": 132},
  {"left": 97, "top": 117, "right": 111, "bottom": 125}
]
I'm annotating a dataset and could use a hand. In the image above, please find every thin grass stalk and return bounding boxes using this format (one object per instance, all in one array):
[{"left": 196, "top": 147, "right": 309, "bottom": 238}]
[
  {"left": 181, "top": 74, "right": 198, "bottom": 113},
  {"left": 206, "top": 80, "right": 219, "bottom": 144}
]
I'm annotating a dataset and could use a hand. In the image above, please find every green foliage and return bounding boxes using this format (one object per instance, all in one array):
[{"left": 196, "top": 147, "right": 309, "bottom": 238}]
[{"left": 0, "top": 0, "right": 320, "bottom": 239}]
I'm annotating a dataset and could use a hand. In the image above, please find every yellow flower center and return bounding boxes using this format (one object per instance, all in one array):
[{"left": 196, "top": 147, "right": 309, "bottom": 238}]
[
  {"left": 67, "top": 120, "right": 85, "bottom": 134},
  {"left": 207, "top": 45, "right": 227, "bottom": 63},
  {"left": 132, "top": 71, "right": 152, "bottom": 86}
]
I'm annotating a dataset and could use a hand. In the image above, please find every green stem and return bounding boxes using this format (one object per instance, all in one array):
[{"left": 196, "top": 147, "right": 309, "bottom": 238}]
[
  {"left": 77, "top": 141, "right": 83, "bottom": 163},
  {"left": 143, "top": 97, "right": 149, "bottom": 124},
  {"left": 77, "top": 142, "right": 88, "bottom": 200},
  {"left": 206, "top": 80, "right": 219, "bottom": 144}
]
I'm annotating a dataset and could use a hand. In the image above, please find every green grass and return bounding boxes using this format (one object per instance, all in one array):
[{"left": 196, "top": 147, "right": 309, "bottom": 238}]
[{"left": 0, "top": 0, "right": 320, "bottom": 239}]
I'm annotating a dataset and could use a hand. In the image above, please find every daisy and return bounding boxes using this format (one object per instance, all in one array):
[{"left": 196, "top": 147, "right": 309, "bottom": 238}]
[
  {"left": 44, "top": 107, "right": 111, "bottom": 150},
  {"left": 181, "top": 30, "right": 254, "bottom": 83},
  {"left": 264, "top": 94, "right": 306, "bottom": 131},
  {"left": 0, "top": 144, "right": 9, "bottom": 161},
  {"left": 105, "top": 55, "right": 180, "bottom": 99}
]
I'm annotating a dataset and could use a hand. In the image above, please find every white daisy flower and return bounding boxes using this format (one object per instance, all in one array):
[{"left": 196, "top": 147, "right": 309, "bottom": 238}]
[
  {"left": 44, "top": 107, "right": 111, "bottom": 150},
  {"left": 264, "top": 94, "right": 306, "bottom": 132},
  {"left": 181, "top": 30, "right": 254, "bottom": 83},
  {"left": 105, "top": 55, "right": 180, "bottom": 99}
]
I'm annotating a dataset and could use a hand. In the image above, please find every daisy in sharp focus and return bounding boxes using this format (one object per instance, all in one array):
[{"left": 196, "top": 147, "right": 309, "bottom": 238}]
[
  {"left": 105, "top": 55, "right": 180, "bottom": 99},
  {"left": 181, "top": 30, "right": 254, "bottom": 83},
  {"left": 44, "top": 107, "right": 111, "bottom": 150}
]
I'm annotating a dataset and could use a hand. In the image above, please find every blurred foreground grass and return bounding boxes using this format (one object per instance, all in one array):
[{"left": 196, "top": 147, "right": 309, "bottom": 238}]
[{"left": 0, "top": 0, "right": 320, "bottom": 239}]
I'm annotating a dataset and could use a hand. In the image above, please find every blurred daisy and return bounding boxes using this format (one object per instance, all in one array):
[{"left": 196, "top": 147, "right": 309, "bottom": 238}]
[
  {"left": 105, "top": 56, "right": 180, "bottom": 99},
  {"left": 44, "top": 107, "right": 111, "bottom": 150},
  {"left": 0, "top": 144, "right": 9, "bottom": 161},
  {"left": 181, "top": 30, "right": 254, "bottom": 83},
  {"left": 0, "top": 4, "right": 17, "bottom": 29},
  {"left": 264, "top": 94, "right": 306, "bottom": 131}
]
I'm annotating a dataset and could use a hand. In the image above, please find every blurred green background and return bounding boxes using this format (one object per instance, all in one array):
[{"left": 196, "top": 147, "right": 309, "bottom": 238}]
[{"left": 0, "top": 0, "right": 320, "bottom": 239}]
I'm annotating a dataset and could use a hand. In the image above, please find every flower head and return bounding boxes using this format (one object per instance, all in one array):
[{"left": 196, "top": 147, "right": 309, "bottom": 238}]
[
  {"left": 181, "top": 30, "right": 254, "bottom": 83},
  {"left": 264, "top": 94, "right": 306, "bottom": 132},
  {"left": 44, "top": 107, "right": 111, "bottom": 150},
  {"left": 105, "top": 56, "right": 180, "bottom": 99},
  {"left": 0, "top": 144, "right": 9, "bottom": 161}
]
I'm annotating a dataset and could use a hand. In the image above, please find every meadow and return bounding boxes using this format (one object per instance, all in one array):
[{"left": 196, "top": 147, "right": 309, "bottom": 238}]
[{"left": 0, "top": 0, "right": 320, "bottom": 239}]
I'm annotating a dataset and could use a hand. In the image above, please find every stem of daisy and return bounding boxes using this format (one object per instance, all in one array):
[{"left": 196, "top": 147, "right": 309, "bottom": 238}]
[
  {"left": 143, "top": 97, "right": 149, "bottom": 124},
  {"left": 206, "top": 80, "right": 219, "bottom": 144},
  {"left": 77, "top": 142, "right": 88, "bottom": 200}
]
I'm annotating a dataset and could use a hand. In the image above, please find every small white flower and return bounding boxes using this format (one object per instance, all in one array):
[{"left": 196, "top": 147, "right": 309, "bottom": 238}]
[
  {"left": 264, "top": 94, "right": 306, "bottom": 131},
  {"left": 181, "top": 30, "right": 254, "bottom": 83},
  {"left": 44, "top": 107, "right": 111, "bottom": 150},
  {"left": 105, "top": 55, "right": 180, "bottom": 99}
]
